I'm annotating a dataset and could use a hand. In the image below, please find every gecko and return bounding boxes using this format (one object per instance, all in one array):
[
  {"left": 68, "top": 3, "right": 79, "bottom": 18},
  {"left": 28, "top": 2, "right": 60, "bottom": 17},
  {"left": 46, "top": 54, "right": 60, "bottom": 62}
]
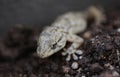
[{"left": 37, "top": 6, "right": 105, "bottom": 61}]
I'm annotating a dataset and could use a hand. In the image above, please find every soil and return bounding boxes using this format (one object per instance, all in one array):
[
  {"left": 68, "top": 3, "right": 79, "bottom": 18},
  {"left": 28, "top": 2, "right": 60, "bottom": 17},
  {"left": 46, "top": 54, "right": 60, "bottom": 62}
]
[{"left": 0, "top": 10, "right": 120, "bottom": 77}]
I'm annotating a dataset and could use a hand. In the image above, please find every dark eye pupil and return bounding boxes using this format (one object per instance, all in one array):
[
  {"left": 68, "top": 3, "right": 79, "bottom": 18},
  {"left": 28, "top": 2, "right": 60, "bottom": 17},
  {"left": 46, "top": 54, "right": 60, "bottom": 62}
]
[
  {"left": 51, "top": 43, "right": 57, "bottom": 49},
  {"left": 51, "top": 36, "right": 63, "bottom": 49}
]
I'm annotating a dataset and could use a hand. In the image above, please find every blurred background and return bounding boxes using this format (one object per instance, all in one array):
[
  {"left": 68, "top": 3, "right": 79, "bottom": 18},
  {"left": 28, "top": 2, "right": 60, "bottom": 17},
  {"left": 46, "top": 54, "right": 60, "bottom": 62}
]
[{"left": 0, "top": 0, "right": 120, "bottom": 34}]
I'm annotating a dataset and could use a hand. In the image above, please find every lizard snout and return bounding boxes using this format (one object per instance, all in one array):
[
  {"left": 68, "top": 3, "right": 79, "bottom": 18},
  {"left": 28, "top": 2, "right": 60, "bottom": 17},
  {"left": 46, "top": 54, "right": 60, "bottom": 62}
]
[{"left": 36, "top": 46, "right": 55, "bottom": 58}]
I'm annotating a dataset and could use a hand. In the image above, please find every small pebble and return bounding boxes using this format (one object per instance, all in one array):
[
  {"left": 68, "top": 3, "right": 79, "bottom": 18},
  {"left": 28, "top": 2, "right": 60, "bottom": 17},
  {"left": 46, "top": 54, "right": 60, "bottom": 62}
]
[
  {"left": 62, "top": 66, "right": 70, "bottom": 73},
  {"left": 83, "top": 31, "right": 92, "bottom": 39},
  {"left": 104, "top": 63, "right": 110, "bottom": 67},
  {"left": 117, "top": 28, "right": 120, "bottom": 32},
  {"left": 71, "top": 62, "right": 79, "bottom": 69},
  {"left": 65, "top": 74, "right": 71, "bottom": 77},
  {"left": 112, "top": 71, "right": 120, "bottom": 77},
  {"left": 109, "top": 65, "right": 114, "bottom": 70},
  {"left": 79, "top": 56, "right": 83, "bottom": 59},
  {"left": 81, "top": 75, "right": 86, "bottom": 77},
  {"left": 77, "top": 68, "right": 82, "bottom": 73}
]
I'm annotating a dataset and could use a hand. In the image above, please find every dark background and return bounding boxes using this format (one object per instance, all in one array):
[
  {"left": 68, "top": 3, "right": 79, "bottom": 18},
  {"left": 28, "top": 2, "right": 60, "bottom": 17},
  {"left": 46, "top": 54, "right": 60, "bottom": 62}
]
[{"left": 0, "top": 0, "right": 120, "bottom": 34}]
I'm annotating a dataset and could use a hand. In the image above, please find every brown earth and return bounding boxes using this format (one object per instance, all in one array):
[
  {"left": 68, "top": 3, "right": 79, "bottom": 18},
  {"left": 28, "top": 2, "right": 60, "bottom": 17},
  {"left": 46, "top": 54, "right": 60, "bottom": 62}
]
[{"left": 0, "top": 10, "right": 120, "bottom": 77}]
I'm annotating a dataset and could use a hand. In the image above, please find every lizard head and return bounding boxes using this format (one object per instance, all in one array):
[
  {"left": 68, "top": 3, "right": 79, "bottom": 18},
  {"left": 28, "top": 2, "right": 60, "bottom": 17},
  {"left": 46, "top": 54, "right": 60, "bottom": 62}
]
[{"left": 37, "top": 27, "right": 66, "bottom": 58}]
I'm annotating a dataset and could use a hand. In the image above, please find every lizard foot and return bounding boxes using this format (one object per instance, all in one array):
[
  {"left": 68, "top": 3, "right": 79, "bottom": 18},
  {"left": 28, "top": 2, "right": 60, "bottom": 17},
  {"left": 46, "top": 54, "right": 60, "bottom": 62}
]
[{"left": 62, "top": 48, "right": 83, "bottom": 61}]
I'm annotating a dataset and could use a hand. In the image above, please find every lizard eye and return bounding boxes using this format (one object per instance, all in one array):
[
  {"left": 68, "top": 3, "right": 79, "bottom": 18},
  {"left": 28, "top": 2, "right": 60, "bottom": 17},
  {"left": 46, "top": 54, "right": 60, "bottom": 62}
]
[
  {"left": 51, "top": 43, "right": 62, "bottom": 50},
  {"left": 51, "top": 35, "right": 63, "bottom": 49},
  {"left": 51, "top": 43, "right": 57, "bottom": 49}
]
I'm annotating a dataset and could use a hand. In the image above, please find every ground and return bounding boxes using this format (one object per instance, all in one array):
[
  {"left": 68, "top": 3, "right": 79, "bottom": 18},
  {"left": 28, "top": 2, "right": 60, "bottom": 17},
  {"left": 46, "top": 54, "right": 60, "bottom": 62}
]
[{"left": 0, "top": 10, "right": 120, "bottom": 77}]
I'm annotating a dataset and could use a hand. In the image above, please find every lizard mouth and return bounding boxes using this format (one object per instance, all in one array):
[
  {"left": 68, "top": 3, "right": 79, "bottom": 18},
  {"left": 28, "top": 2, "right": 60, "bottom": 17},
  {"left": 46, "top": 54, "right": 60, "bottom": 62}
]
[{"left": 37, "top": 47, "right": 54, "bottom": 58}]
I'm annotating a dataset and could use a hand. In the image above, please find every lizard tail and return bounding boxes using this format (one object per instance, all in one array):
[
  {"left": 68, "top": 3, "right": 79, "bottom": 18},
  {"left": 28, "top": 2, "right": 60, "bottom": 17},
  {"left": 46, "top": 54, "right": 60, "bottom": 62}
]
[{"left": 86, "top": 6, "right": 106, "bottom": 26}]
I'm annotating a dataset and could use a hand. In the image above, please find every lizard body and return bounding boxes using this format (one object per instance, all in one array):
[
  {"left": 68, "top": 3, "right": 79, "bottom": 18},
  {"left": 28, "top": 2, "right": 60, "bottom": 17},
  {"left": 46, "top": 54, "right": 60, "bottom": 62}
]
[{"left": 37, "top": 6, "right": 105, "bottom": 61}]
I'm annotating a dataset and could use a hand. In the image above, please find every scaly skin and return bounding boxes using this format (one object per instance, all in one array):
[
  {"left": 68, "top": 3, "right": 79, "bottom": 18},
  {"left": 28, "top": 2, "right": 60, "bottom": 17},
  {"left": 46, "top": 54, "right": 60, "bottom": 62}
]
[{"left": 37, "top": 6, "right": 105, "bottom": 61}]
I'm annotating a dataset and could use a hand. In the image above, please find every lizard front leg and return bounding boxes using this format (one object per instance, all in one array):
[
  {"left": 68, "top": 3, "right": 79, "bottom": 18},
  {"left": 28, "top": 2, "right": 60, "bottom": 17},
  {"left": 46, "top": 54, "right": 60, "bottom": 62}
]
[{"left": 62, "top": 34, "right": 84, "bottom": 61}]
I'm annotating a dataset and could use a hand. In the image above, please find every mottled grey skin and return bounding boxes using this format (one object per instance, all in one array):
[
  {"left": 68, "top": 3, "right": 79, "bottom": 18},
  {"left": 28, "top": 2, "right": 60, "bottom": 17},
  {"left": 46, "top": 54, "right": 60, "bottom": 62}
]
[
  {"left": 37, "top": 27, "right": 67, "bottom": 58},
  {"left": 37, "top": 6, "right": 105, "bottom": 61},
  {"left": 52, "top": 12, "right": 87, "bottom": 33},
  {"left": 37, "top": 12, "right": 86, "bottom": 59}
]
